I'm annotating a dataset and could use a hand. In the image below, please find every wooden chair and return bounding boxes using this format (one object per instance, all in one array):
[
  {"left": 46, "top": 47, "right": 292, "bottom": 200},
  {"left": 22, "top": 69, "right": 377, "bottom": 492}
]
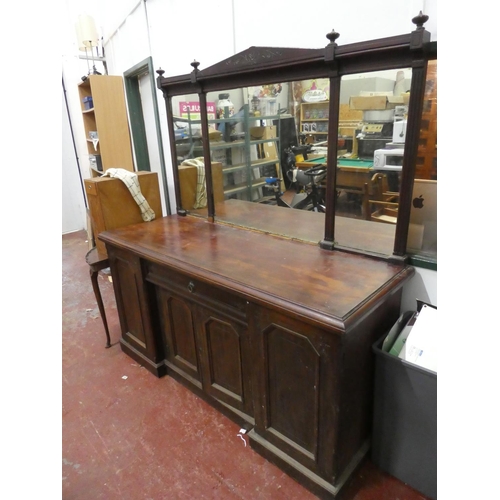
[
  {"left": 85, "top": 247, "right": 111, "bottom": 348},
  {"left": 363, "top": 173, "right": 399, "bottom": 224}
]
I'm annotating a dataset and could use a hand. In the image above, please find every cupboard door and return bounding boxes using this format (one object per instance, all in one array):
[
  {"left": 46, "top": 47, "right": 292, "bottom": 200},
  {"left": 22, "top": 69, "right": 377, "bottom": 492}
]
[
  {"left": 156, "top": 287, "right": 202, "bottom": 389},
  {"left": 194, "top": 304, "right": 253, "bottom": 420},
  {"left": 249, "top": 305, "right": 341, "bottom": 481},
  {"left": 107, "top": 246, "right": 165, "bottom": 376}
]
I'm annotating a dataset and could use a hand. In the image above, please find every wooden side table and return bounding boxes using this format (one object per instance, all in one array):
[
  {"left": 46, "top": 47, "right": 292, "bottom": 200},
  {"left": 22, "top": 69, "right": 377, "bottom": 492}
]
[{"left": 85, "top": 247, "right": 111, "bottom": 348}]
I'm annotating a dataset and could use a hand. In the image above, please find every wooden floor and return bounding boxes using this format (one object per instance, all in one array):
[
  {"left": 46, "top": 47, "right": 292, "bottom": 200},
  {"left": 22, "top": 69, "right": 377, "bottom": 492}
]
[{"left": 62, "top": 229, "right": 431, "bottom": 500}]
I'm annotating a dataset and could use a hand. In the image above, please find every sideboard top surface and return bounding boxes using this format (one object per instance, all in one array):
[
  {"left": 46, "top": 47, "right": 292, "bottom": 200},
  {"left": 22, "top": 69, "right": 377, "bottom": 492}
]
[{"left": 100, "top": 214, "right": 414, "bottom": 328}]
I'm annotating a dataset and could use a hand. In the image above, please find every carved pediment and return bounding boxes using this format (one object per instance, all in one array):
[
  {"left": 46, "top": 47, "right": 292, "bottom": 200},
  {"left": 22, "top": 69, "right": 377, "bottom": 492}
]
[{"left": 200, "top": 46, "right": 324, "bottom": 77}]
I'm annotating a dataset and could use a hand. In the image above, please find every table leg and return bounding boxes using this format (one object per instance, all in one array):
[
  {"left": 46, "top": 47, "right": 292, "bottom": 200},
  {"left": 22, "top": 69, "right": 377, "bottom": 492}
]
[{"left": 89, "top": 267, "right": 111, "bottom": 348}]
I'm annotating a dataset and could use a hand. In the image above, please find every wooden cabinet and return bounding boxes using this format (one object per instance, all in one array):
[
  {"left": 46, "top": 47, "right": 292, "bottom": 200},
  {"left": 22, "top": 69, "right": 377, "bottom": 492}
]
[
  {"left": 156, "top": 286, "right": 203, "bottom": 385},
  {"left": 248, "top": 294, "right": 402, "bottom": 489},
  {"left": 146, "top": 260, "right": 254, "bottom": 423},
  {"left": 105, "top": 16, "right": 434, "bottom": 498},
  {"left": 196, "top": 304, "right": 254, "bottom": 419},
  {"left": 99, "top": 214, "right": 414, "bottom": 497},
  {"left": 106, "top": 246, "right": 166, "bottom": 377},
  {"left": 300, "top": 101, "right": 362, "bottom": 154},
  {"left": 78, "top": 75, "right": 134, "bottom": 177},
  {"left": 249, "top": 305, "right": 339, "bottom": 478},
  {"left": 84, "top": 171, "right": 162, "bottom": 255},
  {"left": 300, "top": 102, "right": 330, "bottom": 142}
]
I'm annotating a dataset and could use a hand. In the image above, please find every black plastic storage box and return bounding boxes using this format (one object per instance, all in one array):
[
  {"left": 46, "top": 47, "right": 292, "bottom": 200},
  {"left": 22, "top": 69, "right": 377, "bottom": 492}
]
[
  {"left": 89, "top": 154, "right": 102, "bottom": 172},
  {"left": 371, "top": 324, "right": 437, "bottom": 499}
]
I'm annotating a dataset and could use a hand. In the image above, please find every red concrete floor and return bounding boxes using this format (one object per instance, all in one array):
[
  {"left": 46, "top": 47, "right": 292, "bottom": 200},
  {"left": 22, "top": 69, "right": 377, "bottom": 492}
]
[{"left": 62, "top": 230, "right": 431, "bottom": 500}]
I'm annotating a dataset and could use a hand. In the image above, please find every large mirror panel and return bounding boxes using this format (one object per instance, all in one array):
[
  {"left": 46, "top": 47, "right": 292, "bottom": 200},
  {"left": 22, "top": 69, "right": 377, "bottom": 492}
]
[
  {"left": 407, "top": 59, "right": 437, "bottom": 261},
  {"left": 166, "top": 61, "right": 436, "bottom": 261},
  {"left": 206, "top": 82, "right": 327, "bottom": 245},
  {"left": 332, "top": 68, "right": 412, "bottom": 257},
  {"left": 170, "top": 92, "right": 211, "bottom": 217},
  {"left": 157, "top": 23, "right": 436, "bottom": 262}
]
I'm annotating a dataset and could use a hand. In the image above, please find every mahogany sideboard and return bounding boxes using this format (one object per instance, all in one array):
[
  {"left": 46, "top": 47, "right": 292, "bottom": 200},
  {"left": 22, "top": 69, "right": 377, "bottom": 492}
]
[{"left": 99, "top": 211, "right": 414, "bottom": 499}]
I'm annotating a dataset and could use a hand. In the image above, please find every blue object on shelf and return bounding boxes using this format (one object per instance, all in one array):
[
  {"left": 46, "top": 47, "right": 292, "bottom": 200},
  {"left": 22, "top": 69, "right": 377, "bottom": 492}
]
[
  {"left": 265, "top": 177, "right": 279, "bottom": 184},
  {"left": 83, "top": 96, "right": 94, "bottom": 110}
]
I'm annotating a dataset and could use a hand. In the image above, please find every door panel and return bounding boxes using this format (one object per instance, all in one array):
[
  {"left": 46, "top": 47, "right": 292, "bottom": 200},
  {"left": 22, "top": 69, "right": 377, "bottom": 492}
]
[
  {"left": 195, "top": 308, "right": 252, "bottom": 418},
  {"left": 266, "top": 325, "right": 320, "bottom": 458},
  {"left": 157, "top": 288, "right": 202, "bottom": 386},
  {"left": 249, "top": 304, "right": 341, "bottom": 479},
  {"left": 114, "top": 256, "right": 146, "bottom": 348}
]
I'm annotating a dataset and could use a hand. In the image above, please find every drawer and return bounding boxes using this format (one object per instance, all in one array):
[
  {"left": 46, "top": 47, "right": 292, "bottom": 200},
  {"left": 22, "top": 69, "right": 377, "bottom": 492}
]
[{"left": 146, "top": 261, "right": 248, "bottom": 321}]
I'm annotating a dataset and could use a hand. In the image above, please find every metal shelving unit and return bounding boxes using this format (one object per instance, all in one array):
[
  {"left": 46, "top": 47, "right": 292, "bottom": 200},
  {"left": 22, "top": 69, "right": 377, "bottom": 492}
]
[{"left": 175, "top": 104, "right": 281, "bottom": 202}]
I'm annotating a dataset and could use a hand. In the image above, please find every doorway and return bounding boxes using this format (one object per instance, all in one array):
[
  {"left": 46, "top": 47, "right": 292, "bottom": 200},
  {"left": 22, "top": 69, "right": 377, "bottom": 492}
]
[{"left": 124, "top": 57, "right": 171, "bottom": 215}]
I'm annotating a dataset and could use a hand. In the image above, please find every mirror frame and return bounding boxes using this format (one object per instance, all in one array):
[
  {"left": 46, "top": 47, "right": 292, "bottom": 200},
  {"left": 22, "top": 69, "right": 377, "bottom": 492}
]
[{"left": 157, "top": 12, "right": 437, "bottom": 262}]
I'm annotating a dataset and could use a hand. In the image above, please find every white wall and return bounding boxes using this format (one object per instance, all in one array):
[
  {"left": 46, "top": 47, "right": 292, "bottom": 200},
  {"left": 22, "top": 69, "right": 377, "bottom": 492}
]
[
  {"left": 62, "top": 85, "right": 87, "bottom": 234},
  {"left": 401, "top": 266, "right": 437, "bottom": 310},
  {"left": 62, "top": 0, "right": 438, "bottom": 307},
  {"left": 233, "top": 0, "right": 437, "bottom": 50}
]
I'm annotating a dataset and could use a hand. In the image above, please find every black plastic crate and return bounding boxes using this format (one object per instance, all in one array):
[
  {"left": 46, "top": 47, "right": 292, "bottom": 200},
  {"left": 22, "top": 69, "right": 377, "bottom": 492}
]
[{"left": 371, "top": 323, "right": 437, "bottom": 499}]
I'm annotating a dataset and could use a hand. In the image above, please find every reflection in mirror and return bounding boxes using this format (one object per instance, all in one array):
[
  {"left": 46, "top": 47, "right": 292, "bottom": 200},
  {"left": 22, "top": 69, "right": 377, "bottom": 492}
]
[
  {"left": 333, "top": 68, "right": 412, "bottom": 257},
  {"left": 168, "top": 66, "right": 436, "bottom": 259},
  {"left": 170, "top": 92, "right": 211, "bottom": 217},
  {"left": 407, "top": 59, "right": 437, "bottom": 261},
  {"left": 204, "top": 83, "right": 327, "bottom": 245},
  {"left": 209, "top": 87, "right": 278, "bottom": 205}
]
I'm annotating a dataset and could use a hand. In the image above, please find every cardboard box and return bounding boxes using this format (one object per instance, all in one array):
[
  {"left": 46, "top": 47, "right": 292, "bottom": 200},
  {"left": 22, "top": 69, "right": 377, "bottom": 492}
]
[
  {"left": 85, "top": 171, "right": 163, "bottom": 256},
  {"left": 250, "top": 126, "right": 278, "bottom": 163},
  {"left": 349, "top": 95, "right": 388, "bottom": 110},
  {"left": 178, "top": 161, "right": 224, "bottom": 210},
  {"left": 248, "top": 126, "right": 278, "bottom": 177},
  {"left": 387, "top": 95, "right": 411, "bottom": 108},
  {"left": 339, "top": 103, "right": 363, "bottom": 121},
  {"left": 250, "top": 127, "right": 265, "bottom": 139},
  {"left": 262, "top": 141, "right": 278, "bottom": 162},
  {"left": 250, "top": 125, "right": 276, "bottom": 140},
  {"left": 349, "top": 94, "right": 411, "bottom": 110}
]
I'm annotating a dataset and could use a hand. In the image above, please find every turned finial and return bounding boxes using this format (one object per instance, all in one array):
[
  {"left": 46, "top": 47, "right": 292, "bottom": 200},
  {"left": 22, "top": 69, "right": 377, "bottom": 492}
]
[
  {"left": 326, "top": 29, "right": 340, "bottom": 45},
  {"left": 412, "top": 10, "right": 429, "bottom": 29},
  {"left": 190, "top": 60, "right": 200, "bottom": 83},
  {"left": 325, "top": 29, "right": 340, "bottom": 62}
]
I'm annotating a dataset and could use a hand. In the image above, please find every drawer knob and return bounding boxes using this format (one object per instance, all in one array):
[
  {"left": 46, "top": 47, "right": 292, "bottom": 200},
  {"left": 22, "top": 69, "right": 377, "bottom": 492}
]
[{"left": 187, "top": 281, "right": 195, "bottom": 293}]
